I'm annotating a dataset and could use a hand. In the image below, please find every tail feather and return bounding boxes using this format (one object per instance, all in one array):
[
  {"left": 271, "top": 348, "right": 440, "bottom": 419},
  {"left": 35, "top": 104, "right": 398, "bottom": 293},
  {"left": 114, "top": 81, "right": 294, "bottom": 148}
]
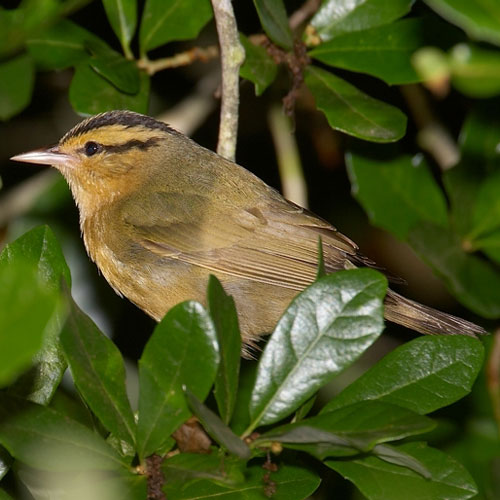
[{"left": 384, "top": 289, "right": 487, "bottom": 338}]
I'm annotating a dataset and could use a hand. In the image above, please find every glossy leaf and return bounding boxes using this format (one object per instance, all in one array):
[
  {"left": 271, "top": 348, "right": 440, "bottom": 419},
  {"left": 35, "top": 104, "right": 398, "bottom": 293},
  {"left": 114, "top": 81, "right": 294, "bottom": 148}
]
[
  {"left": 163, "top": 463, "right": 321, "bottom": 500},
  {"left": 305, "top": 66, "right": 407, "bottom": 142},
  {"left": 239, "top": 34, "right": 278, "bottom": 96},
  {"left": 60, "top": 297, "right": 136, "bottom": 446},
  {"left": 310, "top": 19, "right": 423, "bottom": 85},
  {"left": 0, "top": 54, "right": 34, "bottom": 121},
  {"left": 247, "top": 269, "right": 386, "bottom": 431},
  {"left": 186, "top": 391, "right": 250, "bottom": 460},
  {"left": 253, "top": 0, "right": 293, "bottom": 50},
  {"left": 139, "top": 0, "right": 213, "bottom": 54},
  {"left": 373, "top": 444, "right": 431, "bottom": 479},
  {"left": 207, "top": 276, "right": 241, "bottom": 425},
  {"left": 346, "top": 152, "right": 448, "bottom": 239},
  {"left": 327, "top": 441, "right": 477, "bottom": 500},
  {"left": 323, "top": 336, "right": 484, "bottom": 415},
  {"left": 255, "top": 401, "right": 434, "bottom": 459},
  {"left": 0, "top": 395, "right": 126, "bottom": 471},
  {"left": 69, "top": 63, "right": 149, "bottom": 115},
  {"left": 102, "top": 0, "right": 137, "bottom": 55},
  {"left": 424, "top": 0, "right": 500, "bottom": 47},
  {"left": 137, "top": 301, "right": 219, "bottom": 459},
  {"left": 311, "top": 0, "right": 414, "bottom": 42}
]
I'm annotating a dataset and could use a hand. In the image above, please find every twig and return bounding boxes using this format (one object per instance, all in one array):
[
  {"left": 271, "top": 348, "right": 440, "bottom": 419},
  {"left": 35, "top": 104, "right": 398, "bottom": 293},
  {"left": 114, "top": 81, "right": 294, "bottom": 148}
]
[
  {"left": 487, "top": 327, "right": 500, "bottom": 437},
  {"left": 211, "top": 0, "right": 245, "bottom": 161},
  {"left": 289, "top": 0, "right": 321, "bottom": 30}
]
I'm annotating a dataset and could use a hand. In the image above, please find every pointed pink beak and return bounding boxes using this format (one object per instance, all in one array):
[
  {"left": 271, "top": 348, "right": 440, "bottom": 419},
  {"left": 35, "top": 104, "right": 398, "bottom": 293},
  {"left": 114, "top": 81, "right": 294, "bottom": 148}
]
[{"left": 10, "top": 146, "right": 73, "bottom": 168}]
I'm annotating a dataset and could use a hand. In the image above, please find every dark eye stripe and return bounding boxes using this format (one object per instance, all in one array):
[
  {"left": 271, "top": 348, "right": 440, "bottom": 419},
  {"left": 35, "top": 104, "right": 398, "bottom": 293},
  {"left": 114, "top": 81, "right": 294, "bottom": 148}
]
[{"left": 77, "top": 137, "right": 162, "bottom": 156}]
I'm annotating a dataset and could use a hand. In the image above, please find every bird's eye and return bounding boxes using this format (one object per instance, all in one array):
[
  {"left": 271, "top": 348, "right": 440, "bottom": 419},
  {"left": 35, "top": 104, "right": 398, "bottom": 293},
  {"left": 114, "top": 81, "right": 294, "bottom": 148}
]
[{"left": 84, "top": 141, "right": 101, "bottom": 157}]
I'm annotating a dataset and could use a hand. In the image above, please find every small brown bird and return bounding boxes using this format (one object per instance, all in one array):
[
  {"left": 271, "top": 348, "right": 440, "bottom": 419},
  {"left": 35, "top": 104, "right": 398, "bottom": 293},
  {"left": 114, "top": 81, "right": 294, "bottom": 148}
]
[{"left": 12, "top": 110, "right": 485, "bottom": 351}]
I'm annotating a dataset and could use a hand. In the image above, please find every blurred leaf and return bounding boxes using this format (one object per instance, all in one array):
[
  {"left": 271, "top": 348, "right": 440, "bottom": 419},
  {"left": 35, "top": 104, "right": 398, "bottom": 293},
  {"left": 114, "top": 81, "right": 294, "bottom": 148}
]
[
  {"left": 69, "top": 63, "right": 149, "bottom": 115},
  {"left": 409, "top": 221, "right": 500, "bottom": 318},
  {"left": 207, "top": 276, "right": 241, "bottom": 425},
  {"left": 102, "top": 0, "right": 137, "bottom": 56},
  {"left": 0, "top": 447, "right": 12, "bottom": 481},
  {"left": 60, "top": 296, "right": 136, "bottom": 447},
  {"left": 163, "top": 463, "right": 321, "bottom": 500},
  {"left": 412, "top": 46, "right": 451, "bottom": 87},
  {"left": 186, "top": 391, "right": 250, "bottom": 460},
  {"left": 239, "top": 34, "right": 278, "bottom": 96},
  {"left": 230, "top": 362, "right": 257, "bottom": 435},
  {"left": 373, "top": 444, "right": 431, "bottom": 479},
  {"left": 305, "top": 66, "right": 407, "bottom": 143},
  {"left": 311, "top": 0, "right": 414, "bottom": 42},
  {"left": 315, "top": 237, "right": 327, "bottom": 280},
  {"left": 0, "top": 54, "right": 34, "bottom": 121},
  {"left": 139, "top": 0, "right": 213, "bottom": 54},
  {"left": 256, "top": 401, "right": 434, "bottom": 460},
  {"left": 0, "top": 395, "right": 126, "bottom": 471},
  {"left": 26, "top": 19, "right": 101, "bottom": 70},
  {"left": 424, "top": 0, "right": 500, "bottom": 47},
  {"left": 310, "top": 19, "right": 423, "bottom": 85},
  {"left": 0, "top": 489, "right": 13, "bottom": 500},
  {"left": 450, "top": 44, "right": 500, "bottom": 98},
  {"left": 248, "top": 269, "right": 386, "bottom": 431},
  {"left": 327, "top": 441, "right": 478, "bottom": 500},
  {"left": 137, "top": 301, "right": 219, "bottom": 459},
  {"left": 323, "top": 336, "right": 484, "bottom": 415},
  {"left": 475, "top": 231, "right": 500, "bottom": 264},
  {"left": 253, "top": 0, "right": 293, "bottom": 50}
]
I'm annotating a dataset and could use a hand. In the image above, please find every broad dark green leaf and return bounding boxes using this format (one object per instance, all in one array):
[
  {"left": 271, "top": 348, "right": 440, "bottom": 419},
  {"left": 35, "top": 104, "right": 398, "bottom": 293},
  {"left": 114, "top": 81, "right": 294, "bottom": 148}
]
[
  {"left": 373, "top": 444, "right": 431, "bottom": 479},
  {"left": 255, "top": 401, "right": 434, "bottom": 459},
  {"left": 253, "top": 0, "right": 293, "bottom": 50},
  {"left": 239, "top": 34, "right": 278, "bottom": 96},
  {"left": 305, "top": 66, "right": 407, "bottom": 142},
  {"left": 449, "top": 44, "right": 500, "bottom": 97},
  {"left": 186, "top": 391, "right": 250, "bottom": 460},
  {"left": 0, "top": 53, "right": 34, "bottom": 121},
  {"left": 310, "top": 19, "right": 423, "bottom": 85},
  {"left": 139, "top": 0, "right": 213, "bottom": 54},
  {"left": 102, "top": 0, "right": 137, "bottom": 56},
  {"left": 207, "top": 276, "right": 241, "bottom": 425},
  {"left": 311, "top": 0, "right": 414, "bottom": 42},
  {"left": 247, "top": 269, "right": 386, "bottom": 432},
  {"left": 324, "top": 336, "right": 483, "bottom": 415},
  {"left": 409, "top": 221, "right": 500, "bottom": 318},
  {"left": 327, "top": 441, "right": 477, "bottom": 500},
  {"left": 0, "top": 395, "right": 126, "bottom": 471},
  {"left": 346, "top": 152, "right": 448, "bottom": 239},
  {"left": 26, "top": 19, "right": 101, "bottom": 70},
  {"left": 424, "top": 0, "right": 500, "bottom": 47},
  {"left": 137, "top": 301, "right": 219, "bottom": 459},
  {"left": 229, "top": 362, "right": 257, "bottom": 435},
  {"left": 60, "top": 296, "right": 136, "bottom": 447},
  {"left": 163, "top": 463, "right": 321, "bottom": 500},
  {"left": 69, "top": 63, "right": 149, "bottom": 115}
]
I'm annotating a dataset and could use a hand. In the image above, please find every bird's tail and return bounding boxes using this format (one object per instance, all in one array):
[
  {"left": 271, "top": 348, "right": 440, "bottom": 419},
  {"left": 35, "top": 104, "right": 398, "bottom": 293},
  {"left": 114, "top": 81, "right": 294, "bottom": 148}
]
[{"left": 384, "top": 289, "right": 487, "bottom": 338}]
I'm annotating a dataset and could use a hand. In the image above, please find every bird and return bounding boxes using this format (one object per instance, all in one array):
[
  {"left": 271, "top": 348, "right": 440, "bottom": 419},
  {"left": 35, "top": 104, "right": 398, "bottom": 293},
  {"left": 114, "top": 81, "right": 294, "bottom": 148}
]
[{"left": 11, "top": 110, "right": 485, "bottom": 354}]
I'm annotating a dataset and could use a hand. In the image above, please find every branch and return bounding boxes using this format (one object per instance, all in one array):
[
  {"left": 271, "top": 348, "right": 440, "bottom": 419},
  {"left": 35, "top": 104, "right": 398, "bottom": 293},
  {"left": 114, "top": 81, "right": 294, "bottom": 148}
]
[{"left": 211, "top": 0, "right": 245, "bottom": 161}]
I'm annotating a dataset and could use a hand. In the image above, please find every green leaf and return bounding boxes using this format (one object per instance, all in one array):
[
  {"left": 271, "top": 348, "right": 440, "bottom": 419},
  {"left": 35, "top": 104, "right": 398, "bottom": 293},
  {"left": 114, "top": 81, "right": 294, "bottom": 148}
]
[
  {"left": 247, "top": 269, "right": 386, "bottom": 431},
  {"left": 372, "top": 444, "right": 431, "bottom": 479},
  {"left": 186, "top": 391, "right": 251, "bottom": 460},
  {"left": 315, "top": 237, "right": 327, "bottom": 280},
  {"left": 139, "top": 0, "right": 213, "bottom": 55},
  {"left": 0, "top": 489, "right": 13, "bottom": 500},
  {"left": 26, "top": 19, "right": 101, "bottom": 70},
  {"left": 0, "top": 447, "right": 12, "bottom": 481},
  {"left": 255, "top": 401, "right": 434, "bottom": 460},
  {"left": 69, "top": 63, "right": 149, "bottom": 115},
  {"left": 207, "top": 276, "right": 241, "bottom": 425},
  {"left": 310, "top": 19, "right": 423, "bottom": 85},
  {"left": 311, "top": 0, "right": 414, "bottom": 42},
  {"left": 230, "top": 362, "right": 257, "bottom": 435},
  {"left": 102, "top": 0, "right": 137, "bottom": 57},
  {"left": 449, "top": 44, "right": 500, "bottom": 98},
  {"left": 137, "top": 301, "right": 219, "bottom": 459},
  {"left": 239, "top": 34, "right": 278, "bottom": 96},
  {"left": 60, "top": 296, "right": 136, "bottom": 447},
  {"left": 323, "top": 336, "right": 484, "bottom": 415},
  {"left": 327, "top": 441, "right": 478, "bottom": 500},
  {"left": 346, "top": 152, "right": 448, "bottom": 239},
  {"left": 305, "top": 66, "right": 407, "bottom": 143},
  {"left": 253, "top": 0, "right": 293, "bottom": 50},
  {"left": 163, "top": 463, "right": 321, "bottom": 500},
  {"left": 0, "top": 394, "right": 126, "bottom": 471},
  {"left": 0, "top": 53, "right": 34, "bottom": 121},
  {"left": 409, "top": 221, "right": 500, "bottom": 318},
  {"left": 424, "top": 0, "right": 500, "bottom": 47}
]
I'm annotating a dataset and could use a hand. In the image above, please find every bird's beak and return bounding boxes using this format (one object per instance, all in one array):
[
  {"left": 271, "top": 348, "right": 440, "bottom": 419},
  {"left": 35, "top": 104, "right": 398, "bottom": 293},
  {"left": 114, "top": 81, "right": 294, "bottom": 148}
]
[{"left": 10, "top": 146, "right": 72, "bottom": 168}]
